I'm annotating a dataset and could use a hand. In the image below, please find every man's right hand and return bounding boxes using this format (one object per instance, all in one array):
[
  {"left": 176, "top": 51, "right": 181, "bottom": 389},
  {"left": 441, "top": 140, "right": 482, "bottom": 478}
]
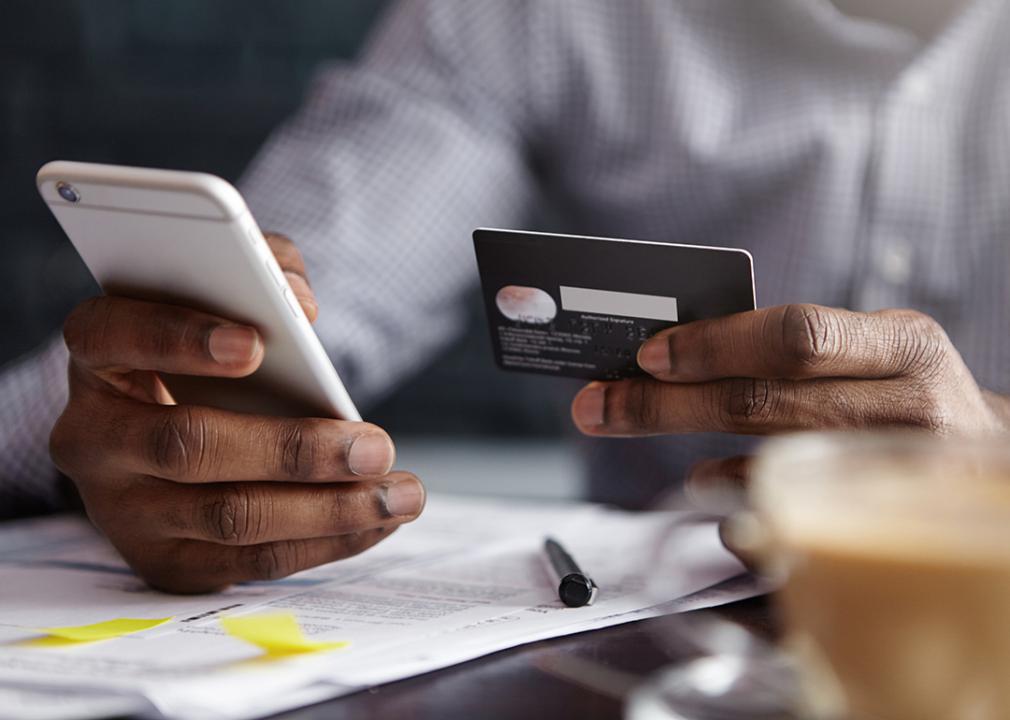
[{"left": 49, "top": 235, "right": 425, "bottom": 594}]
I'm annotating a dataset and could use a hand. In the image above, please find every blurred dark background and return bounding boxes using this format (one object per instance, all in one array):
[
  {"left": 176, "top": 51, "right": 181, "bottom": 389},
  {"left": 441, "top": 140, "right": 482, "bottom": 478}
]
[{"left": 1, "top": 0, "right": 570, "bottom": 441}]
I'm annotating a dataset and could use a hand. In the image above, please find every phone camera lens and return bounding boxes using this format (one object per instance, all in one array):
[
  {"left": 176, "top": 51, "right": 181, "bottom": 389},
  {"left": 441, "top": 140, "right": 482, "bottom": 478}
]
[{"left": 56, "top": 182, "right": 80, "bottom": 203}]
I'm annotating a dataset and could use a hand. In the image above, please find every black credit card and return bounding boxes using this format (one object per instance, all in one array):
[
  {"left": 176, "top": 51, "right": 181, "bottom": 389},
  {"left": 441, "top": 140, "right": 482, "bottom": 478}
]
[{"left": 472, "top": 228, "right": 756, "bottom": 381}]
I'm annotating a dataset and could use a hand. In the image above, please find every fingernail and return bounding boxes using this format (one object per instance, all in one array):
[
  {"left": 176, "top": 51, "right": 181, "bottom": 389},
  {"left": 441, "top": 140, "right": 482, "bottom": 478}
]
[
  {"left": 573, "top": 383, "right": 606, "bottom": 428},
  {"left": 383, "top": 478, "right": 425, "bottom": 517},
  {"left": 208, "top": 325, "right": 260, "bottom": 365},
  {"left": 299, "top": 297, "right": 318, "bottom": 318},
  {"left": 348, "top": 433, "right": 395, "bottom": 476},
  {"left": 638, "top": 337, "right": 671, "bottom": 375}
]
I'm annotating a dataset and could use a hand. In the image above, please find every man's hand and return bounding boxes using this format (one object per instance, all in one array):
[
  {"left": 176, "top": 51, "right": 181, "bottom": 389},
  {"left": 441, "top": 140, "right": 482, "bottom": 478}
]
[
  {"left": 50, "top": 233, "right": 425, "bottom": 594},
  {"left": 571, "top": 304, "right": 1007, "bottom": 485}
]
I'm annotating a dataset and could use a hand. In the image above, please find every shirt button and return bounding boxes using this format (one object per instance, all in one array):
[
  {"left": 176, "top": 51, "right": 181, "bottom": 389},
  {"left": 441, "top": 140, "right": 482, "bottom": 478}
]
[{"left": 876, "top": 241, "right": 914, "bottom": 285}]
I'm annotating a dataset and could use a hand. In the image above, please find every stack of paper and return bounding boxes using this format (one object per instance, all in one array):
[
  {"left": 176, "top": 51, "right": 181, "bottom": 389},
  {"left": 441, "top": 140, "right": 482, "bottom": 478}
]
[{"left": 0, "top": 495, "right": 753, "bottom": 719}]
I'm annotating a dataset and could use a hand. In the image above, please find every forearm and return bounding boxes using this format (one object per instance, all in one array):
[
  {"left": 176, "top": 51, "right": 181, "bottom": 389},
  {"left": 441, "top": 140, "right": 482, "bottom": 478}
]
[
  {"left": 239, "top": 0, "right": 539, "bottom": 406},
  {"left": 0, "top": 336, "right": 69, "bottom": 519}
]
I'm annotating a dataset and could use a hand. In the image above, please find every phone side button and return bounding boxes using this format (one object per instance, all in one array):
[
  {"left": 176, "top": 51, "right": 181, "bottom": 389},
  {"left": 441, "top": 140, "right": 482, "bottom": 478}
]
[
  {"left": 282, "top": 287, "right": 303, "bottom": 318},
  {"left": 265, "top": 258, "right": 287, "bottom": 288},
  {"left": 247, "top": 226, "right": 264, "bottom": 248}
]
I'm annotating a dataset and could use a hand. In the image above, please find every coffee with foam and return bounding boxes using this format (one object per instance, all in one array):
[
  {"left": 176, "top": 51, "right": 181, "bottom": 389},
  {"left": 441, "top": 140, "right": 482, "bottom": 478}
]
[{"left": 753, "top": 434, "right": 1010, "bottom": 720}]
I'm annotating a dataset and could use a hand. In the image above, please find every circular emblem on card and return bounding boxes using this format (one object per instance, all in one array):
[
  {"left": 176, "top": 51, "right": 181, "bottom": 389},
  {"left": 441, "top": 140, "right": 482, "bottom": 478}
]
[{"left": 495, "top": 285, "right": 557, "bottom": 325}]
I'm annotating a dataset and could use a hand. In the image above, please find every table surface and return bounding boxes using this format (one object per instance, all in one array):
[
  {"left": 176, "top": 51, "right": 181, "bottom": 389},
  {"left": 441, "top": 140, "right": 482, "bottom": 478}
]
[{"left": 273, "top": 597, "right": 776, "bottom": 720}]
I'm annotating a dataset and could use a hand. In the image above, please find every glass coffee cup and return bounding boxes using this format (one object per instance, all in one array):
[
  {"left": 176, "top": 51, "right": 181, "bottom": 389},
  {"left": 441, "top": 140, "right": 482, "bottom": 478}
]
[{"left": 628, "top": 431, "right": 1010, "bottom": 720}]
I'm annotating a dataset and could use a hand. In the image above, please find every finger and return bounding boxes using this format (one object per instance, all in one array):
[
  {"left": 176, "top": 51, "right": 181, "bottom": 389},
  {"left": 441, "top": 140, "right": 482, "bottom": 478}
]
[
  {"left": 637, "top": 304, "right": 941, "bottom": 383},
  {"left": 284, "top": 271, "right": 318, "bottom": 323},
  {"left": 140, "top": 472, "right": 425, "bottom": 546},
  {"left": 140, "top": 527, "right": 399, "bottom": 593},
  {"left": 718, "top": 519, "right": 762, "bottom": 574},
  {"left": 64, "top": 296, "right": 263, "bottom": 376},
  {"left": 62, "top": 356, "right": 166, "bottom": 404},
  {"left": 684, "top": 456, "right": 753, "bottom": 499},
  {"left": 86, "top": 401, "right": 396, "bottom": 481},
  {"left": 264, "top": 232, "right": 309, "bottom": 282},
  {"left": 572, "top": 376, "right": 912, "bottom": 436},
  {"left": 263, "top": 232, "right": 319, "bottom": 322}
]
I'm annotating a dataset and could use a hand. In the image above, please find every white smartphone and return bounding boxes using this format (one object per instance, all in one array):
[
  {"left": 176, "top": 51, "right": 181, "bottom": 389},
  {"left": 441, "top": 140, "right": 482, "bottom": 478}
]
[{"left": 36, "top": 160, "right": 361, "bottom": 421}]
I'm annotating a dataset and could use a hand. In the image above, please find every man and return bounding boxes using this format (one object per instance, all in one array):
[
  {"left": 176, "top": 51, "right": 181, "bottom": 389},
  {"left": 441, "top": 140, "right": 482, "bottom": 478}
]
[{"left": 3, "top": 0, "right": 1008, "bottom": 591}]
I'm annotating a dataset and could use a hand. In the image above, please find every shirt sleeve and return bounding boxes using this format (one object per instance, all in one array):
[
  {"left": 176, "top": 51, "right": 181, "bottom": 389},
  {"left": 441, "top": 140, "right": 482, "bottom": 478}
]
[
  {"left": 0, "top": 336, "right": 69, "bottom": 519},
  {"left": 238, "top": 0, "right": 542, "bottom": 406}
]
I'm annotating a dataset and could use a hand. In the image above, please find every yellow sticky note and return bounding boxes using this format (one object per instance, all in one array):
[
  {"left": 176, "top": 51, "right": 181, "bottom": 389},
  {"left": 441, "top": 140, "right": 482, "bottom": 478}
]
[
  {"left": 31, "top": 617, "right": 172, "bottom": 646},
  {"left": 220, "top": 613, "right": 349, "bottom": 657}
]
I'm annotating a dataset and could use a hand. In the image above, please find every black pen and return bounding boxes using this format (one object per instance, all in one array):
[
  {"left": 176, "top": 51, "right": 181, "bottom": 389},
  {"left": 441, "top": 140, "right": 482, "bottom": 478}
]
[{"left": 543, "top": 537, "right": 598, "bottom": 608}]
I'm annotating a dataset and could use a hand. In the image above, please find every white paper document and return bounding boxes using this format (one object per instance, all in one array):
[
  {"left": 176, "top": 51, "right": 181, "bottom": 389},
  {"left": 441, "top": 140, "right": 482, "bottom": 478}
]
[{"left": 0, "top": 494, "right": 755, "bottom": 720}]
